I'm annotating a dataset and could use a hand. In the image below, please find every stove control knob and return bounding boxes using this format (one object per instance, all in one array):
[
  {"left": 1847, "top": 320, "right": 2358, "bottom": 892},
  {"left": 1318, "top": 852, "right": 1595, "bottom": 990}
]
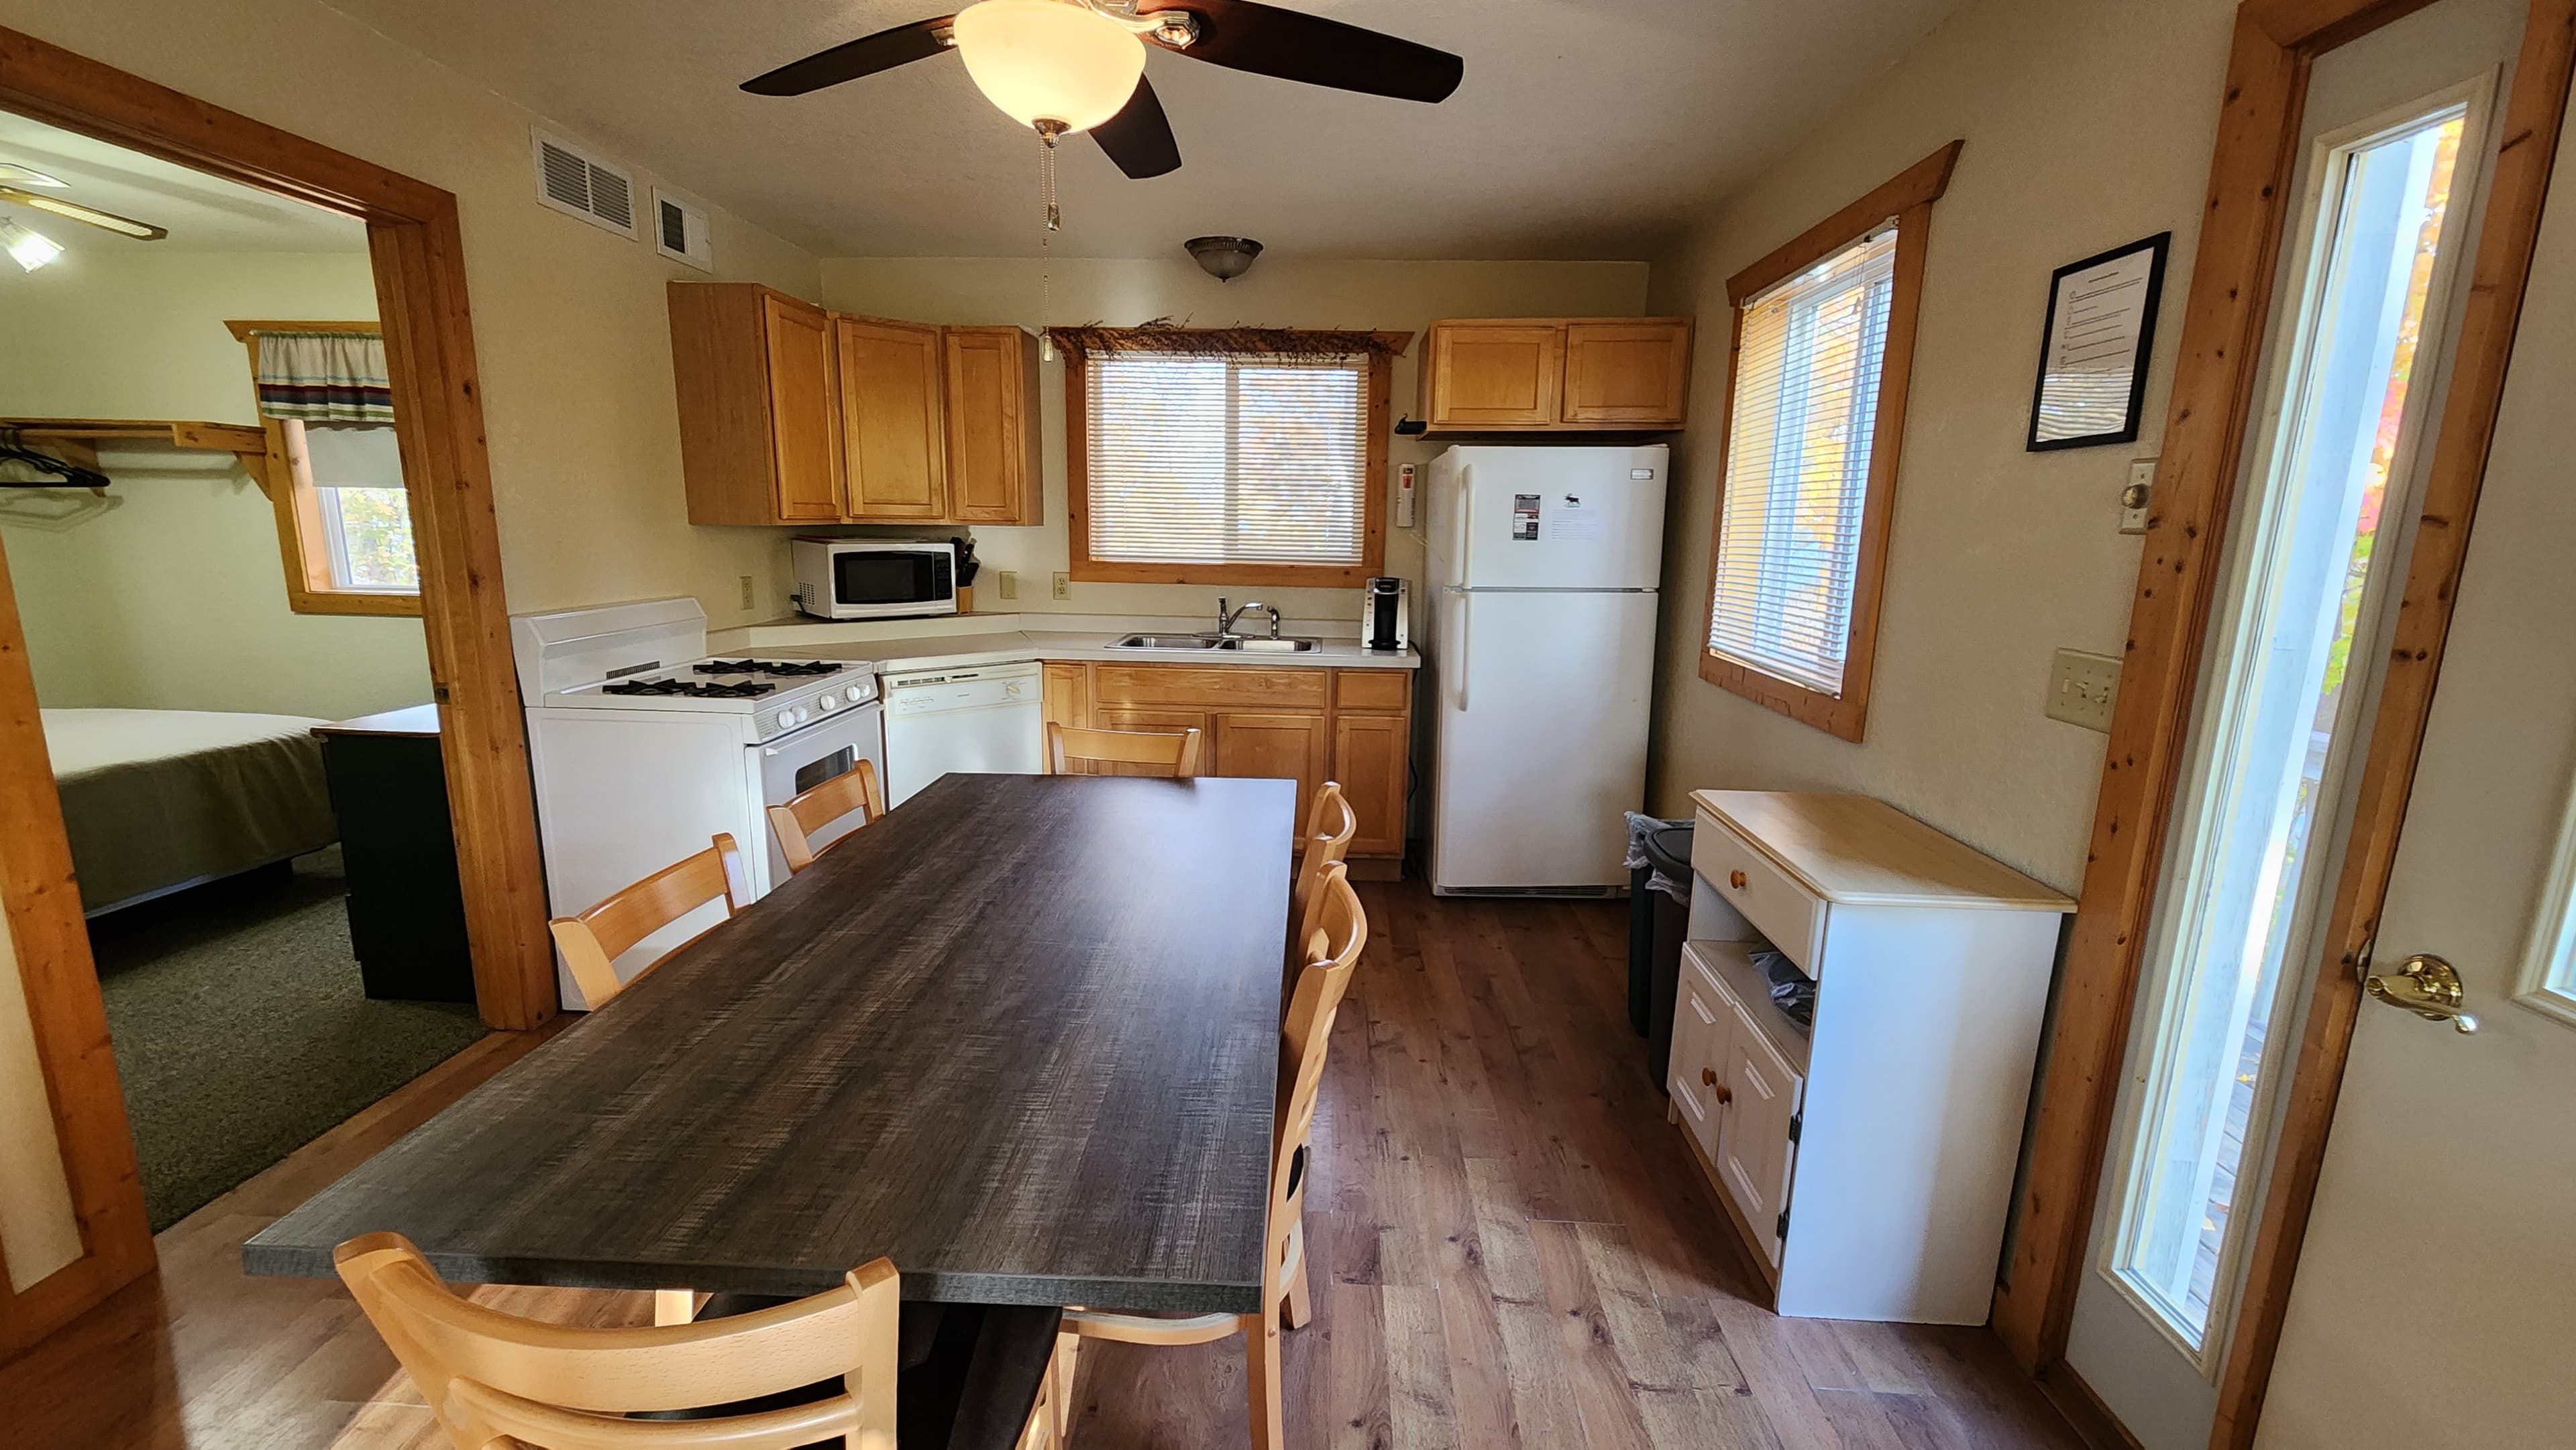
[
  {"left": 820, "top": 693, "right": 839, "bottom": 711},
  {"left": 775, "top": 711, "right": 795, "bottom": 732}
]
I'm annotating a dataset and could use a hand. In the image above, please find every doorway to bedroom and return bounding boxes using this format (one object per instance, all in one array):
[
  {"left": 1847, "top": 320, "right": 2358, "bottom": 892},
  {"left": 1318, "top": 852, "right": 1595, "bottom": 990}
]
[{"left": 0, "top": 111, "right": 486, "bottom": 1233}]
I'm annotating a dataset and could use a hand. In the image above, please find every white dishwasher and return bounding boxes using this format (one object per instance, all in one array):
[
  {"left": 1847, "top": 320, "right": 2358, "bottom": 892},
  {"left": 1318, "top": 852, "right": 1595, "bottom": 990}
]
[{"left": 879, "top": 660, "right": 1045, "bottom": 806}]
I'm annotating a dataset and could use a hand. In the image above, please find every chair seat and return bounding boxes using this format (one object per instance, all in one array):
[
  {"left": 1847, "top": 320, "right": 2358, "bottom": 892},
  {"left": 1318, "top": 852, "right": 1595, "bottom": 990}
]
[{"left": 667, "top": 1296, "right": 1060, "bottom": 1450}]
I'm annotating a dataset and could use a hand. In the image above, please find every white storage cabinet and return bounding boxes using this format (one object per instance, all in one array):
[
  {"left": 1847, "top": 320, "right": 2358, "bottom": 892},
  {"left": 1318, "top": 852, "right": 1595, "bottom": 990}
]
[{"left": 1666, "top": 791, "right": 2074, "bottom": 1323}]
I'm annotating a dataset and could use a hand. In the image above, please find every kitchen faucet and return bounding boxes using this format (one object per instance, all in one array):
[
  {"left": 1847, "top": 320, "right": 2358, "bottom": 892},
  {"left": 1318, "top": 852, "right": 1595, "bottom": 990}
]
[{"left": 1215, "top": 598, "right": 1283, "bottom": 640}]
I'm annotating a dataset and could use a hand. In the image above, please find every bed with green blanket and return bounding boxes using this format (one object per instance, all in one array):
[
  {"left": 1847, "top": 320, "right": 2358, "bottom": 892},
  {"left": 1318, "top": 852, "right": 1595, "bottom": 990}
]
[{"left": 42, "top": 709, "right": 339, "bottom": 915}]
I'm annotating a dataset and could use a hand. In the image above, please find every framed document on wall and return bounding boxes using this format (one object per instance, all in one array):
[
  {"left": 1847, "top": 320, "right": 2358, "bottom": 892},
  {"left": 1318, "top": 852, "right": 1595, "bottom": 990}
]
[{"left": 2026, "top": 232, "right": 2171, "bottom": 451}]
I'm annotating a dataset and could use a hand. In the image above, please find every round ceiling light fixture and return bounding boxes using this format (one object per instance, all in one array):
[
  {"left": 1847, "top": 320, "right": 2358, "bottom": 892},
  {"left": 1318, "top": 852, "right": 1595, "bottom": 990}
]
[
  {"left": 1185, "top": 235, "right": 1263, "bottom": 282},
  {"left": 952, "top": 0, "right": 1146, "bottom": 134}
]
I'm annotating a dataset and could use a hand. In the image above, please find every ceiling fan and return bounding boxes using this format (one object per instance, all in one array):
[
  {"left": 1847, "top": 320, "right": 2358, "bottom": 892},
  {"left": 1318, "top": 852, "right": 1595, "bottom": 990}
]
[
  {"left": 741, "top": 0, "right": 1466, "bottom": 180},
  {"left": 0, "top": 164, "right": 166, "bottom": 272}
]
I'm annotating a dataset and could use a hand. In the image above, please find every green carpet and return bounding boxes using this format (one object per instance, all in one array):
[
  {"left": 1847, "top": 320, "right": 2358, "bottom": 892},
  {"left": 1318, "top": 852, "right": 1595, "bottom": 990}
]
[{"left": 91, "top": 846, "right": 490, "bottom": 1231}]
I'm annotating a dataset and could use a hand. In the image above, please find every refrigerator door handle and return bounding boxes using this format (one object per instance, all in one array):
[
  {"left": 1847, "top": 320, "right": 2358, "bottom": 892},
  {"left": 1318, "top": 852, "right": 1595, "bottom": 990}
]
[
  {"left": 1455, "top": 463, "right": 1474, "bottom": 585},
  {"left": 1450, "top": 588, "right": 1469, "bottom": 712}
]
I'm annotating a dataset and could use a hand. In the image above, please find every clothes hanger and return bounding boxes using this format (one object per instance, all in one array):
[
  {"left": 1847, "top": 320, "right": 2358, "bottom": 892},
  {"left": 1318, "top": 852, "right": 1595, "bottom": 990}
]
[{"left": 0, "top": 429, "right": 114, "bottom": 491}]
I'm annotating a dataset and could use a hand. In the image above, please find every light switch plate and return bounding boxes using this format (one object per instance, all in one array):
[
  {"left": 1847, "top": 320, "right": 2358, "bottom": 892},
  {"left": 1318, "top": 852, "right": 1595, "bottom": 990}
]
[
  {"left": 2047, "top": 649, "right": 2123, "bottom": 732},
  {"left": 996, "top": 570, "right": 1018, "bottom": 600},
  {"left": 1052, "top": 571, "right": 1071, "bottom": 601}
]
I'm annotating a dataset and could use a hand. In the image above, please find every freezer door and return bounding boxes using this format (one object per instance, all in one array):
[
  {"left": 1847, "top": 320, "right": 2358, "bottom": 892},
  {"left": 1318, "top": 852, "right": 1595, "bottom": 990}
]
[
  {"left": 1430, "top": 588, "right": 1658, "bottom": 892},
  {"left": 1425, "top": 444, "right": 1668, "bottom": 591}
]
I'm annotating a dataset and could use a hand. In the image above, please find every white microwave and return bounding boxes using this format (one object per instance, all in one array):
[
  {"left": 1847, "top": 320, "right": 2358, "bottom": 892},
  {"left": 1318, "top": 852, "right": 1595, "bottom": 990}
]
[{"left": 790, "top": 537, "right": 960, "bottom": 620}]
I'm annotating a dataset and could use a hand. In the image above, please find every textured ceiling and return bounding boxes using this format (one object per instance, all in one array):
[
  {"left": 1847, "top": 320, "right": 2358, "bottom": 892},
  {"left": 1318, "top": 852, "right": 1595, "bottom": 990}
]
[
  {"left": 0, "top": 111, "right": 366, "bottom": 253},
  {"left": 317, "top": 0, "right": 1963, "bottom": 260}
]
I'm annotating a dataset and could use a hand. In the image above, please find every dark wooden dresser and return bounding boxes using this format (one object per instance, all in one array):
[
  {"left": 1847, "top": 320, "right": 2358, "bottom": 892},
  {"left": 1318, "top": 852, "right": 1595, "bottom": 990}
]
[{"left": 313, "top": 704, "right": 473, "bottom": 1003}]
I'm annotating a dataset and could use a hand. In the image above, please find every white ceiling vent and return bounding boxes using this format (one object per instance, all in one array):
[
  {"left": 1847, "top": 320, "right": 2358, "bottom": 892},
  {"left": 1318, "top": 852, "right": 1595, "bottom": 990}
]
[
  {"left": 654, "top": 188, "right": 713, "bottom": 272},
  {"left": 532, "top": 128, "right": 639, "bottom": 238}
]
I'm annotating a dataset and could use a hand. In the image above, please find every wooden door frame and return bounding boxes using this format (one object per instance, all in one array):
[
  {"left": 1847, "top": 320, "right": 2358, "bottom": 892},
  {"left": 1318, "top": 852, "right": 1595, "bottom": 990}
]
[
  {"left": 1991, "top": 3, "right": 2576, "bottom": 1447},
  {"left": 0, "top": 25, "right": 557, "bottom": 1360}
]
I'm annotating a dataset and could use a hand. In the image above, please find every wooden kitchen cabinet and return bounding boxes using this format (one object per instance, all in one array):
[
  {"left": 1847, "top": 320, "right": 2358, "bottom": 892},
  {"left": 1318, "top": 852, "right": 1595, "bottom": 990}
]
[
  {"left": 1043, "top": 661, "right": 1414, "bottom": 868},
  {"left": 669, "top": 282, "right": 843, "bottom": 524},
  {"left": 834, "top": 314, "right": 949, "bottom": 520},
  {"left": 943, "top": 325, "right": 1043, "bottom": 524},
  {"left": 1418, "top": 317, "right": 1693, "bottom": 433}
]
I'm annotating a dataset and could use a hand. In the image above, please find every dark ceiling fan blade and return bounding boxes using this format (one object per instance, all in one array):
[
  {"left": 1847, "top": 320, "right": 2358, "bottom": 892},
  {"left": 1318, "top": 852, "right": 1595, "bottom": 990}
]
[
  {"left": 1140, "top": 0, "right": 1462, "bottom": 104},
  {"left": 742, "top": 16, "right": 957, "bottom": 96},
  {"left": 1090, "top": 77, "right": 1182, "bottom": 178}
]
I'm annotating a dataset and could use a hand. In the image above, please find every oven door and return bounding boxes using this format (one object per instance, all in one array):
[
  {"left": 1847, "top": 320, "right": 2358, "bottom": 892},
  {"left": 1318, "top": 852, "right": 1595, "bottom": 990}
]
[
  {"left": 752, "top": 700, "right": 885, "bottom": 888},
  {"left": 831, "top": 547, "right": 956, "bottom": 618}
]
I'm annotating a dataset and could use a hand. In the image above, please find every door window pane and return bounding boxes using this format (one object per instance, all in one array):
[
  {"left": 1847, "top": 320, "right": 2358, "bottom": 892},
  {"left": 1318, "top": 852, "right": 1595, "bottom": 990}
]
[{"left": 2112, "top": 103, "right": 2469, "bottom": 1348}]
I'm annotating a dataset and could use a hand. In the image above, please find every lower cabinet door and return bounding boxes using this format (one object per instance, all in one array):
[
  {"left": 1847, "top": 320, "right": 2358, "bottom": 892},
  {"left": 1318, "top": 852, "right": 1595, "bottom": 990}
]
[
  {"left": 1330, "top": 711, "right": 1409, "bottom": 856},
  {"left": 1672, "top": 976, "right": 1736, "bottom": 1166},
  {"left": 1213, "top": 710, "right": 1328, "bottom": 836},
  {"left": 1089, "top": 708, "right": 1212, "bottom": 775},
  {"left": 1715, "top": 999, "right": 1803, "bottom": 1266}
]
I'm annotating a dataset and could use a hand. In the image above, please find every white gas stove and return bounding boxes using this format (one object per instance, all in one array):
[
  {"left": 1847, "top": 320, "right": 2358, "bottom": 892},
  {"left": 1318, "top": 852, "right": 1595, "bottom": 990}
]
[{"left": 512, "top": 598, "right": 885, "bottom": 1007}]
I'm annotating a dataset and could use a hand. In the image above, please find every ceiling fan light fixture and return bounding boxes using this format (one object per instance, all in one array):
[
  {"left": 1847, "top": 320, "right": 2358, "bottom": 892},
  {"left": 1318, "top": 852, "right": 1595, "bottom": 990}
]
[
  {"left": 1, "top": 220, "right": 64, "bottom": 272},
  {"left": 1185, "top": 235, "right": 1262, "bottom": 282},
  {"left": 952, "top": 0, "right": 1146, "bottom": 134}
]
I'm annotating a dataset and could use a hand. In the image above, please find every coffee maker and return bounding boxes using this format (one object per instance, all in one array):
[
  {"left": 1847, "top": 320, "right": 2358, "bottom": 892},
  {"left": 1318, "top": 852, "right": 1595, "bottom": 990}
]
[{"left": 1360, "top": 576, "right": 1410, "bottom": 653}]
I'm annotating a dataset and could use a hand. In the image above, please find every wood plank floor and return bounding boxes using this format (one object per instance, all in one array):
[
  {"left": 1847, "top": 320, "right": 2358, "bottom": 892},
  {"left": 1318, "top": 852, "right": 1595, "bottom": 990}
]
[{"left": 3, "top": 882, "right": 2087, "bottom": 1449}]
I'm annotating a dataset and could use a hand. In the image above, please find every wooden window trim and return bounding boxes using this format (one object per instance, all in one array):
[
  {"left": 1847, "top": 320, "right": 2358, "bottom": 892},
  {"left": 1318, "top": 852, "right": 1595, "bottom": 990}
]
[
  {"left": 1991, "top": 10, "right": 2576, "bottom": 1450},
  {"left": 1065, "top": 333, "right": 1401, "bottom": 588},
  {"left": 225, "top": 319, "right": 422, "bottom": 618},
  {"left": 1695, "top": 142, "right": 1962, "bottom": 742}
]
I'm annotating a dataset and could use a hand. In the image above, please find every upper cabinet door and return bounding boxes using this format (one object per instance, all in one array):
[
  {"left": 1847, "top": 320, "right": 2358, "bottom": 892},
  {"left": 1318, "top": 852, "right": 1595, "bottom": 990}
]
[
  {"left": 834, "top": 315, "right": 948, "bottom": 520},
  {"left": 943, "top": 325, "right": 1042, "bottom": 525},
  {"left": 1423, "top": 323, "right": 1564, "bottom": 428},
  {"left": 761, "top": 294, "right": 841, "bottom": 522},
  {"left": 1562, "top": 320, "right": 1693, "bottom": 427}
]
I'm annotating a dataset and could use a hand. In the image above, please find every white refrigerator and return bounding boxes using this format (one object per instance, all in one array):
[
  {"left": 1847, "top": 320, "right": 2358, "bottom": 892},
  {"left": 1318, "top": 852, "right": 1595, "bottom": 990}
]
[{"left": 1424, "top": 444, "right": 1668, "bottom": 895}]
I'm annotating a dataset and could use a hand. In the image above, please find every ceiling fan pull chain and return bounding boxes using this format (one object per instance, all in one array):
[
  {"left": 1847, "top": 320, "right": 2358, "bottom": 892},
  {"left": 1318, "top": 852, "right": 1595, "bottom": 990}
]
[{"left": 1036, "top": 120, "right": 1062, "bottom": 361}]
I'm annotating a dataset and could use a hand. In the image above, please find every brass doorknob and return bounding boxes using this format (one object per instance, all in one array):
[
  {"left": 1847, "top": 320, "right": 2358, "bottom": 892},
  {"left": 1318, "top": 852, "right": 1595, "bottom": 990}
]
[
  {"left": 1729, "top": 870, "right": 1748, "bottom": 890},
  {"left": 2364, "top": 953, "right": 2479, "bottom": 1035}
]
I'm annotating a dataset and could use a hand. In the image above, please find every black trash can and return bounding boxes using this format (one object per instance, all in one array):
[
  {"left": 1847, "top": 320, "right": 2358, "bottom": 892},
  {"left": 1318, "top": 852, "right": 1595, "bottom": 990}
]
[{"left": 1627, "top": 822, "right": 1695, "bottom": 1092}]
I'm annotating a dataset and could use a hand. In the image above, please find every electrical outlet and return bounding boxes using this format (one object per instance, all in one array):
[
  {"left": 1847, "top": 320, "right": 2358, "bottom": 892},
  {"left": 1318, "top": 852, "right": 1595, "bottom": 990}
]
[
  {"left": 996, "top": 569, "right": 1019, "bottom": 600},
  {"left": 1052, "top": 571, "right": 1071, "bottom": 601},
  {"left": 2121, "top": 459, "right": 2156, "bottom": 535},
  {"left": 738, "top": 574, "right": 755, "bottom": 610},
  {"left": 2046, "top": 649, "right": 2123, "bottom": 732}
]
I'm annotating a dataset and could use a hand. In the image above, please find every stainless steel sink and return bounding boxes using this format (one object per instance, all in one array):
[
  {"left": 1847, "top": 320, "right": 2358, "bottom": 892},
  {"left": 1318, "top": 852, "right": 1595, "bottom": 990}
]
[
  {"left": 1220, "top": 638, "right": 1318, "bottom": 653},
  {"left": 1108, "top": 633, "right": 1221, "bottom": 651}
]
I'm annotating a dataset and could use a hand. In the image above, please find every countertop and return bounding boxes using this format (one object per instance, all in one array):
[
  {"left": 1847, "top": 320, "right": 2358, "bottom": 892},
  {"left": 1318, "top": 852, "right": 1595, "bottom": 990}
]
[
  {"left": 1690, "top": 790, "right": 2074, "bottom": 911},
  {"left": 714, "top": 612, "right": 1422, "bottom": 675}
]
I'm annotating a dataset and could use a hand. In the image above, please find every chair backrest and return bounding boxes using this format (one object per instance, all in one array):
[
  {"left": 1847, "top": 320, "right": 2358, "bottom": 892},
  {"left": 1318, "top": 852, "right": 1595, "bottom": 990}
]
[
  {"left": 335, "top": 1232, "right": 898, "bottom": 1449},
  {"left": 1289, "top": 782, "right": 1358, "bottom": 958},
  {"left": 1270, "top": 869, "right": 1366, "bottom": 1290},
  {"left": 1046, "top": 721, "right": 1204, "bottom": 778},
  {"left": 769, "top": 758, "right": 885, "bottom": 875},
  {"left": 547, "top": 834, "right": 751, "bottom": 1007}
]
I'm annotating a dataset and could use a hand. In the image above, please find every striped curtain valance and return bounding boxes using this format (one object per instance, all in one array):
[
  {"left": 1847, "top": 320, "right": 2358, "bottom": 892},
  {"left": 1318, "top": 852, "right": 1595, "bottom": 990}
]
[{"left": 254, "top": 330, "right": 394, "bottom": 424}]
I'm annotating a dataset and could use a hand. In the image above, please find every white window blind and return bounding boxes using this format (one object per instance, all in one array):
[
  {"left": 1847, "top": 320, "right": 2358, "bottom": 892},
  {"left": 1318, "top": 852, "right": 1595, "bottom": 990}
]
[
  {"left": 1707, "top": 227, "right": 1898, "bottom": 696},
  {"left": 1084, "top": 351, "right": 1367, "bottom": 568}
]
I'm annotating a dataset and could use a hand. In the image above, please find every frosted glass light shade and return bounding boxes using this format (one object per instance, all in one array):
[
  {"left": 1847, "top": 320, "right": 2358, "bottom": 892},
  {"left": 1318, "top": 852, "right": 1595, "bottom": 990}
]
[
  {"left": 1, "top": 221, "right": 62, "bottom": 272},
  {"left": 953, "top": 0, "right": 1145, "bottom": 133}
]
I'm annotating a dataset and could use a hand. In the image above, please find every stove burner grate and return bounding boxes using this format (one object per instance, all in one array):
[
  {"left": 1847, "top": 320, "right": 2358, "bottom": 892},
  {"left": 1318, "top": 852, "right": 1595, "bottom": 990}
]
[
  {"left": 602, "top": 677, "right": 778, "bottom": 699},
  {"left": 697, "top": 659, "right": 845, "bottom": 677}
]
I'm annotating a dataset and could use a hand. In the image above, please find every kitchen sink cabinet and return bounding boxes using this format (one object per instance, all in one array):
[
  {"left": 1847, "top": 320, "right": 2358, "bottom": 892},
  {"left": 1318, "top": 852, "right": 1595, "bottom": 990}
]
[
  {"left": 1417, "top": 317, "right": 1694, "bottom": 433},
  {"left": 1041, "top": 661, "right": 1413, "bottom": 869},
  {"left": 669, "top": 282, "right": 843, "bottom": 525}
]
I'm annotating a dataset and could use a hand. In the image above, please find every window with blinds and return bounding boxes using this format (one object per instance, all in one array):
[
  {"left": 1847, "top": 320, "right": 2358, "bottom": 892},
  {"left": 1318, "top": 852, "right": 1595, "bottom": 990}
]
[
  {"left": 1707, "top": 226, "right": 1898, "bottom": 697},
  {"left": 1083, "top": 351, "right": 1368, "bottom": 569}
]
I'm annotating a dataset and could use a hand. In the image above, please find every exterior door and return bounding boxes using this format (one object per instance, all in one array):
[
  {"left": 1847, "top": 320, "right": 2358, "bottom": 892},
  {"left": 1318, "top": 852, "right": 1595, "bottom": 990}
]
[
  {"left": 2249, "top": 63, "right": 2576, "bottom": 1450},
  {"left": 2063, "top": 2, "right": 2526, "bottom": 1445}
]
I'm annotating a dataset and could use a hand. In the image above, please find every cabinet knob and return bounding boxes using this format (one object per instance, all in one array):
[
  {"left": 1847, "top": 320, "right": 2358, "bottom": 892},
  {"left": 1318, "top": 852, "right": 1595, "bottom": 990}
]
[
  {"left": 1729, "top": 869, "right": 1748, "bottom": 890},
  {"left": 1701, "top": 1067, "right": 1715, "bottom": 1086}
]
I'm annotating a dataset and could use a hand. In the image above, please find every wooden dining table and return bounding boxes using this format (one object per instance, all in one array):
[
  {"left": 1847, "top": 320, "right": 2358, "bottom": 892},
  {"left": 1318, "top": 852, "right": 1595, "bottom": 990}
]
[{"left": 246, "top": 772, "right": 1295, "bottom": 1317}]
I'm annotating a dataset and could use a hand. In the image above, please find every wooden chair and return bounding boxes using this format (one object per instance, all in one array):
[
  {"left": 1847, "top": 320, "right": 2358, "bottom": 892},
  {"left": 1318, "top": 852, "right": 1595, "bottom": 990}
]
[
  {"left": 334, "top": 1231, "right": 900, "bottom": 1450},
  {"left": 1063, "top": 867, "right": 1366, "bottom": 1450},
  {"left": 547, "top": 834, "right": 751, "bottom": 1009},
  {"left": 769, "top": 758, "right": 887, "bottom": 875},
  {"left": 1289, "top": 782, "right": 1358, "bottom": 966},
  {"left": 1045, "top": 722, "right": 1203, "bottom": 778}
]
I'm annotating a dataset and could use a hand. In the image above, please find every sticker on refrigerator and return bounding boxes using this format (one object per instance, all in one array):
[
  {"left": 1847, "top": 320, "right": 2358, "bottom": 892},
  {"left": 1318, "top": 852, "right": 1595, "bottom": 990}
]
[
  {"left": 1511, "top": 494, "right": 1541, "bottom": 541},
  {"left": 1548, "top": 492, "right": 1606, "bottom": 542}
]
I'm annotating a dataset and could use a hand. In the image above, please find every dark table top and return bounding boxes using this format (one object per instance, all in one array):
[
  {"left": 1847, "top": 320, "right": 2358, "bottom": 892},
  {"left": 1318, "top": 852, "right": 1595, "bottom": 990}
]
[{"left": 246, "top": 772, "right": 1293, "bottom": 1313}]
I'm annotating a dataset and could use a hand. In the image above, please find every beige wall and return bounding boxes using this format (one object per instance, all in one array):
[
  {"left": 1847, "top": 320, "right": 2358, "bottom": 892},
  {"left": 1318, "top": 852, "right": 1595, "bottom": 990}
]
[
  {"left": 0, "top": 251, "right": 433, "bottom": 719},
  {"left": 818, "top": 258, "right": 1651, "bottom": 624},
  {"left": 1643, "top": 0, "right": 2239, "bottom": 891}
]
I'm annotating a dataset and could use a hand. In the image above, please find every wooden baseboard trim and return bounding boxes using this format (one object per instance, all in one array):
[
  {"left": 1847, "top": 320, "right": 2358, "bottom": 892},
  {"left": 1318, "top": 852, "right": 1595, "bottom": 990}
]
[{"left": 2037, "top": 1363, "right": 2146, "bottom": 1450}]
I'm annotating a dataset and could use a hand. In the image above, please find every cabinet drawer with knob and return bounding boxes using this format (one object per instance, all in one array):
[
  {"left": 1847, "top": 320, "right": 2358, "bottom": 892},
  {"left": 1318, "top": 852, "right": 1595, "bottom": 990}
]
[{"left": 1692, "top": 810, "right": 1827, "bottom": 972}]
